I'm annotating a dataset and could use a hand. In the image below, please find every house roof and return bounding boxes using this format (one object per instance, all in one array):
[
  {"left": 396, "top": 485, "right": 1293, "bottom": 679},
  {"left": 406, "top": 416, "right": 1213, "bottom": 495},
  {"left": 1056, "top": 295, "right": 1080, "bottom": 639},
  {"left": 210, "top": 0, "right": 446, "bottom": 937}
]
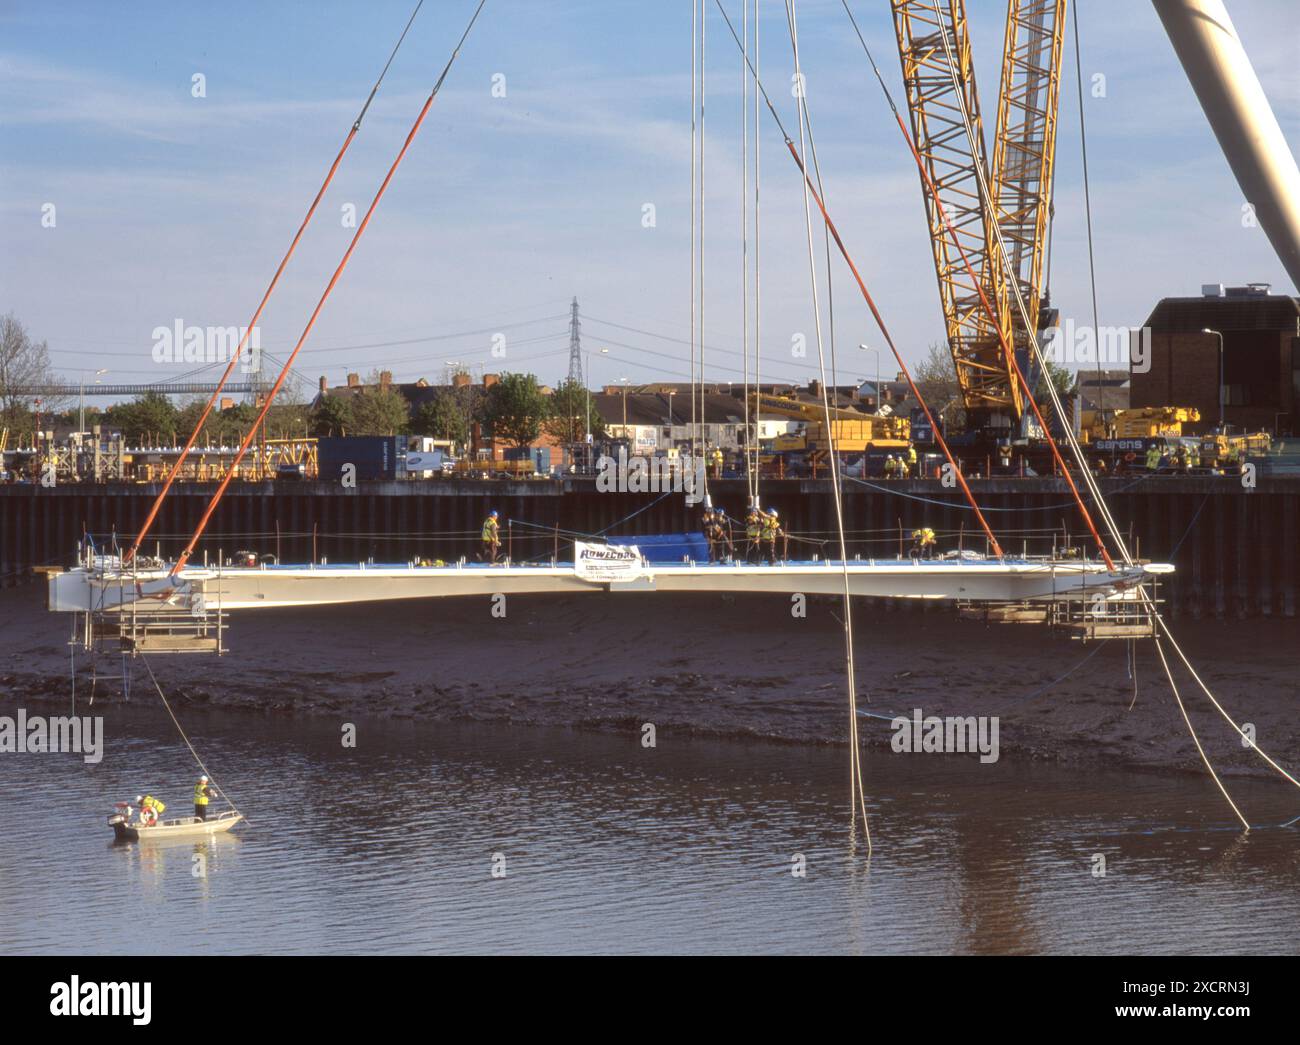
[
  {"left": 1141, "top": 293, "right": 1300, "bottom": 334},
  {"left": 591, "top": 391, "right": 751, "bottom": 426},
  {"left": 1077, "top": 369, "right": 1130, "bottom": 387}
]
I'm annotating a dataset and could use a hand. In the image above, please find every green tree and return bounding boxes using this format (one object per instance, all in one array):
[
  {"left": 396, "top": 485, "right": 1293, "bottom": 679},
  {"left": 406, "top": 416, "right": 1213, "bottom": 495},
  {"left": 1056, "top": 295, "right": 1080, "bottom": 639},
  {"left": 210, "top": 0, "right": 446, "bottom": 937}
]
[
  {"left": 264, "top": 399, "right": 311, "bottom": 440},
  {"left": 311, "top": 394, "right": 355, "bottom": 437},
  {"left": 351, "top": 385, "right": 409, "bottom": 436},
  {"left": 413, "top": 390, "right": 470, "bottom": 445},
  {"left": 543, "top": 377, "right": 606, "bottom": 443},
  {"left": 482, "top": 372, "right": 547, "bottom": 448},
  {"left": 1036, "top": 357, "right": 1074, "bottom": 403},
  {"left": 175, "top": 398, "right": 213, "bottom": 445},
  {"left": 914, "top": 341, "right": 967, "bottom": 433},
  {"left": 2, "top": 402, "right": 35, "bottom": 446},
  {"left": 0, "top": 313, "right": 63, "bottom": 420},
  {"left": 111, "top": 391, "right": 179, "bottom": 444},
  {"left": 213, "top": 402, "right": 259, "bottom": 444}
]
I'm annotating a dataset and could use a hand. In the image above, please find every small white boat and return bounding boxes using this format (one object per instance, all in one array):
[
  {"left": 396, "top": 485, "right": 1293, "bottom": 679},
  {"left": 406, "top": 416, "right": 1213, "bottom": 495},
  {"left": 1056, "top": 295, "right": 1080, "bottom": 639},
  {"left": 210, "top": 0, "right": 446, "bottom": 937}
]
[{"left": 108, "top": 808, "right": 243, "bottom": 842}]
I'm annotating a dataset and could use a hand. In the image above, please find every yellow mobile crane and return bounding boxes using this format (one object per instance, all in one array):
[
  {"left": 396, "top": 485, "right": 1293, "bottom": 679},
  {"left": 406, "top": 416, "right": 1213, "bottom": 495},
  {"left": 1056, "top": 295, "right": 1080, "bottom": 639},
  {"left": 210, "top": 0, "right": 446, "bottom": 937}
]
[
  {"left": 750, "top": 392, "right": 910, "bottom": 476},
  {"left": 892, "top": 0, "right": 1066, "bottom": 439}
]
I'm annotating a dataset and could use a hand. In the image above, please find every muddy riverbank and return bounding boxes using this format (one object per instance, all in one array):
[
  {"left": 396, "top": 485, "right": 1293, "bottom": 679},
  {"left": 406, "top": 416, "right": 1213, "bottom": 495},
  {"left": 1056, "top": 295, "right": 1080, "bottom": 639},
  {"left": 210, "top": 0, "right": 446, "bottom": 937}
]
[{"left": 3, "top": 585, "right": 1297, "bottom": 778}]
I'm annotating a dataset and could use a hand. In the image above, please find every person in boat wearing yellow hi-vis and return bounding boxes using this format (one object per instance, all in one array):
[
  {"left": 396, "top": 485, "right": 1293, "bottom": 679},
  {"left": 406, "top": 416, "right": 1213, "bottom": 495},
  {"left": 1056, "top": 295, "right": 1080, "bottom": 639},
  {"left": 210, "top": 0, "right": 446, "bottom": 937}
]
[
  {"left": 910, "top": 527, "right": 937, "bottom": 560},
  {"left": 479, "top": 510, "right": 501, "bottom": 564},
  {"left": 135, "top": 794, "right": 165, "bottom": 827},
  {"left": 194, "top": 775, "right": 213, "bottom": 821}
]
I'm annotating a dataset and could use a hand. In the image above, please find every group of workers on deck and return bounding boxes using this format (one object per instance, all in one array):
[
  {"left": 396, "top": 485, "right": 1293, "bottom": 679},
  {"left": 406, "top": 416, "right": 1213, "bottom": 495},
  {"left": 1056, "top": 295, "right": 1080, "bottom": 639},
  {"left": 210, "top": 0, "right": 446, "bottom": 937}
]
[
  {"left": 883, "top": 444, "right": 919, "bottom": 479},
  {"left": 475, "top": 507, "right": 942, "bottom": 567},
  {"left": 704, "top": 506, "right": 784, "bottom": 565},
  {"left": 1144, "top": 443, "right": 1205, "bottom": 472}
]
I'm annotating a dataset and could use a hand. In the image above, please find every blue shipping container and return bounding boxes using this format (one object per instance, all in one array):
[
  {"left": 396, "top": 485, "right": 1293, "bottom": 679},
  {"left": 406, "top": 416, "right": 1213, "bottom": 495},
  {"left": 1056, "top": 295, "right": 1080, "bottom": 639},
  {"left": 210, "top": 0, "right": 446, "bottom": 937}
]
[{"left": 317, "top": 436, "right": 404, "bottom": 481}]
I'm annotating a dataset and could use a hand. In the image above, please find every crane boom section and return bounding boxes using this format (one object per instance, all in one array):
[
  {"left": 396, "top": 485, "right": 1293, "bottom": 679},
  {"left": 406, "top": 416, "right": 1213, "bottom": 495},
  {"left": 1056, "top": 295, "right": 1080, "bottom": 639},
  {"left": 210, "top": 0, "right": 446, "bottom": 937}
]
[
  {"left": 990, "top": 0, "right": 1068, "bottom": 371},
  {"left": 891, "top": 0, "right": 1020, "bottom": 423}
]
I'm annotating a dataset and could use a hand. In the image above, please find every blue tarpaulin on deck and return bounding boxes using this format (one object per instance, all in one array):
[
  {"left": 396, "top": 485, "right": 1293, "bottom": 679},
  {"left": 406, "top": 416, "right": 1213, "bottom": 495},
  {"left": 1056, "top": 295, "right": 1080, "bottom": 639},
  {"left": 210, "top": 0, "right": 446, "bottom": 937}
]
[{"left": 608, "top": 532, "right": 709, "bottom": 563}]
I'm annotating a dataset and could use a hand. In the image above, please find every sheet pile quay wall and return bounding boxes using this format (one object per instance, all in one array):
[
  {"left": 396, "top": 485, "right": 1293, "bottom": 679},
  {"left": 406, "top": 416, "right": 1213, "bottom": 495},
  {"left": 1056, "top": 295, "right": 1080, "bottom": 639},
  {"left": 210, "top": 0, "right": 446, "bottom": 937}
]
[{"left": 2, "top": 476, "right": 1295, "bottom": 619}]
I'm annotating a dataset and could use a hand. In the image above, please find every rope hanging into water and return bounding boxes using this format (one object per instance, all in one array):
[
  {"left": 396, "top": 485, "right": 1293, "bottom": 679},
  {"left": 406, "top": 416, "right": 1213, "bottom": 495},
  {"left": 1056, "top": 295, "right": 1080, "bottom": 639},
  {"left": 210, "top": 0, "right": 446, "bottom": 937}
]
[
  {"left": 127, "top": 0, "right": 427, "bottom": 564},
  {"left": 139, "top": 654, "right": 247, "bottom": 823},
  {"left": 1152, "top": 637, "right": 1249, "bottom": 830},
  {"left": 171, "top": 0, "right": 488, "bottom": 576},
  {"left": 784, "top": 0, "right": 870, "bottom": 852}
]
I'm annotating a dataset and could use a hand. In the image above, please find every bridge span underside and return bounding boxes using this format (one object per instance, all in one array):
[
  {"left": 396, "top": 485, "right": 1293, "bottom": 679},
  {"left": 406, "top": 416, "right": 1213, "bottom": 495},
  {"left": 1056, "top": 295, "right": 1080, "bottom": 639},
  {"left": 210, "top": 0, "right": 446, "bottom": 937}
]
[{"left": 48, "top": 558, "right": 1173, "bottom": 615}]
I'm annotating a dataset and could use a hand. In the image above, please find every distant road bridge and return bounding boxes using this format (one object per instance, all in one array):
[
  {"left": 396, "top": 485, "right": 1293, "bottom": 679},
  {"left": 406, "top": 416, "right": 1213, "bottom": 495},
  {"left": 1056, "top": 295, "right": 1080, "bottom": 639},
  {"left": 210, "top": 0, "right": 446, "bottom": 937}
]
[{"left": 14, "top": 383, "right": 263, "bottom": 397}]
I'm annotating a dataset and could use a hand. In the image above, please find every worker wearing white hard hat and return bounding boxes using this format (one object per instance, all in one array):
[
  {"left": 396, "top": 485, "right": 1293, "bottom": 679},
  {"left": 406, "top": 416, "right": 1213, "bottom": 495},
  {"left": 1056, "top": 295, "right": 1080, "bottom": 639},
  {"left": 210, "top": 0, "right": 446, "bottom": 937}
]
[{"left": 194, "top": 775, "right": 214, "bottom": 821}]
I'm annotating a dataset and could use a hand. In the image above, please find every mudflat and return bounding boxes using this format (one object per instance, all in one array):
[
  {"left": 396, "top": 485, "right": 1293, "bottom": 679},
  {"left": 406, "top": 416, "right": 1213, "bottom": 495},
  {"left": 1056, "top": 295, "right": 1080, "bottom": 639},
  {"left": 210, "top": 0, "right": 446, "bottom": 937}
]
[{"left": 3, "top": 585, "right": 1296, "bottom": 777}]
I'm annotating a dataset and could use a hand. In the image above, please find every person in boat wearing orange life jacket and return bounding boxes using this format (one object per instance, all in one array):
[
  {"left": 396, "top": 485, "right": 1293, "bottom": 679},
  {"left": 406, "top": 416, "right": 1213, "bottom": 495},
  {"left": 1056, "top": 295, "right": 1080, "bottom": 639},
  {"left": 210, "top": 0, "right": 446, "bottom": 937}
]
[
  {"left": 194, "top": 775, "right": 213, "bottom": 821},
  {"left": 136, "top": 793, "right": 165, "bottom": 827},
  {"left": 479, "top": 510, "right": 501, "bottom": 564}
]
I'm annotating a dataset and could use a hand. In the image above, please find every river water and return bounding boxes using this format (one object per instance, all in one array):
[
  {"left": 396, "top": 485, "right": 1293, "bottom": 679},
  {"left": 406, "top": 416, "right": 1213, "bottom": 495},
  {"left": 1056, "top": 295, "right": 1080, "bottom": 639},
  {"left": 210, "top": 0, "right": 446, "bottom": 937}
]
[{"left": 1, "top": 706, "right": 1297, "bottom": 955}]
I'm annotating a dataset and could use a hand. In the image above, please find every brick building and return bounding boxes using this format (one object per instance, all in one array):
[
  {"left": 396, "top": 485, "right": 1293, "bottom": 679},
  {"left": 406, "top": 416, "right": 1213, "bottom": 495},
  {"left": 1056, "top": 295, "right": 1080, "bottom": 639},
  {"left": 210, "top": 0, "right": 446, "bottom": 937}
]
[{"left": 1131, "top": 284, "right": 1300, "bottom": 434}]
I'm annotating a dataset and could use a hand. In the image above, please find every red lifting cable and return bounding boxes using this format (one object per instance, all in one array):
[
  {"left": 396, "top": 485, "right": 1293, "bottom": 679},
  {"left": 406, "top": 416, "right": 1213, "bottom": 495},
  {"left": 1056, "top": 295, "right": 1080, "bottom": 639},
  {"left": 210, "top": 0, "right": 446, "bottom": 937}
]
[
  {"left": 127, "top": 0, "right": 426, "bottom": 564},
  {"left": 782, "top": 140, "right": 1006, "bottom": 559},
  {"left": 170, "top": 0, "right": 487, "bottom": 577}
]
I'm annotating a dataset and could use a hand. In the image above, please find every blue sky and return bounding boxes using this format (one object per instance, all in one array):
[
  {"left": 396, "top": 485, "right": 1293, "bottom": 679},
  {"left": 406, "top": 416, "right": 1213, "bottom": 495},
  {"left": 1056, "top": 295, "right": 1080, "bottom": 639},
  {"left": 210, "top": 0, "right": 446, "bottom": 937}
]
[{"left": 1, "top": 0, "right": 1297, "bottom": 400}]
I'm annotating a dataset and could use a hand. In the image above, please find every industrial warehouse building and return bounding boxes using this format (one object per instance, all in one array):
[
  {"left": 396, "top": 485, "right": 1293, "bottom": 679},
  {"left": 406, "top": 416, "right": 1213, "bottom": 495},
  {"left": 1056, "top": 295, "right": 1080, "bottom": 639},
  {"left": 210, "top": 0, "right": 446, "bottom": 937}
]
[{"left": 1130, "top": 284, "right": 1300, "bottom": 434}]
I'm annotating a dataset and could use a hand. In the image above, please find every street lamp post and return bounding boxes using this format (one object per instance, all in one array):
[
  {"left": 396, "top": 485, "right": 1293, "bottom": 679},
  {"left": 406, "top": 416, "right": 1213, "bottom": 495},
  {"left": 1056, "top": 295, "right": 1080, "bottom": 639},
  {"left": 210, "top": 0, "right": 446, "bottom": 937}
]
[
  {"left": 858, "top": 344, "right": 880, "bottom": 411},
  {"left": 1202, "top": 327, "right": 1225, "bottom": 429},
  {"left": 79, "top": 368, "right": 108, "bottom": 436}
]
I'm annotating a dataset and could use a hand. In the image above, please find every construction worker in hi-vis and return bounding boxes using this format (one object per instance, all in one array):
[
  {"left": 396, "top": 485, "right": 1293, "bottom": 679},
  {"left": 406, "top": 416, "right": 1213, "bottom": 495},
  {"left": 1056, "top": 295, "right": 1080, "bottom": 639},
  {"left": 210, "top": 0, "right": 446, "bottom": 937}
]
[
  {"left": 480, "top": 510, "right": 501, "bottom": 564},
  {"left": 745, "top": 508, "right": 763, "bottom": 564},
  {"left": 761, "top": 508, "right": 782, "bottom": 565}
]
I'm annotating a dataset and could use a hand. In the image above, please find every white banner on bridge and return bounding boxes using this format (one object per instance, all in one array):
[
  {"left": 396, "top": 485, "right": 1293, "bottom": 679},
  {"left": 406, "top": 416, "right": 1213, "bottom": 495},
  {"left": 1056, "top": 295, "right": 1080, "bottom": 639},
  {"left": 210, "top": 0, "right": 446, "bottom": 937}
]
[{"left": 574, "top": 541, "right": 644, "bottom": 583}]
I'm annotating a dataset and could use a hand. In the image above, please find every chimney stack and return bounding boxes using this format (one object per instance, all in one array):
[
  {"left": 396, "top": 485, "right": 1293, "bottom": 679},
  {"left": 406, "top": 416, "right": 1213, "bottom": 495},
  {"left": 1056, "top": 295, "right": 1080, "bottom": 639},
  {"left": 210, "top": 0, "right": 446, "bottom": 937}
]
[
  {"left": 379, "top": 370, "right": 392, "bottom": 389},
  {"left": 319, "top": 376, "right": 328, "bottom": 393},
  {"left": 452, "top": 372, "right": 471, "bottom": 388},
  {"left": 482, "top": 373, "right": 499, "bottom": 388},
  {"left": 347, "top": 373, "right": 360, "bottom": 387}
]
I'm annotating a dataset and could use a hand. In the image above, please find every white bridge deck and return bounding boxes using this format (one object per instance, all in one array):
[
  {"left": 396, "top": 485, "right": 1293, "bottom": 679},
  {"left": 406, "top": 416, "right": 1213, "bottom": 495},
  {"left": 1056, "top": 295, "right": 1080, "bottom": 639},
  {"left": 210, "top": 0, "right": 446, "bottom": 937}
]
[{"left": 48, "top": 556, "right": 1174, "bottom": 615}]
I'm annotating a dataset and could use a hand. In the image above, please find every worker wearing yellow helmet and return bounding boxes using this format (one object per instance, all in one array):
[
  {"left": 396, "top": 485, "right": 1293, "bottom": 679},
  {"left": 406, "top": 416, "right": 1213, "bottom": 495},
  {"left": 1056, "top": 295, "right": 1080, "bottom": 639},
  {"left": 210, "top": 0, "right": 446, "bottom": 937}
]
[{"left": 910, "top": 527, "right": 937, "bottom": 560}]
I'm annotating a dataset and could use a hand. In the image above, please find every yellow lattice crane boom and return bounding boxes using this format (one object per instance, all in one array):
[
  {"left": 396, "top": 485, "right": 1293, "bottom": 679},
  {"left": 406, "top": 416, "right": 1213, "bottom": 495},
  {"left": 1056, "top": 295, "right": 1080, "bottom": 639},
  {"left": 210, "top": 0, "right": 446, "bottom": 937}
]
[
  {"left": 989, "top": 0, "right": 1068, "bottom": 378},
  {"left": 892, "top": 0, "right": 1068, "bottom": 430}
]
